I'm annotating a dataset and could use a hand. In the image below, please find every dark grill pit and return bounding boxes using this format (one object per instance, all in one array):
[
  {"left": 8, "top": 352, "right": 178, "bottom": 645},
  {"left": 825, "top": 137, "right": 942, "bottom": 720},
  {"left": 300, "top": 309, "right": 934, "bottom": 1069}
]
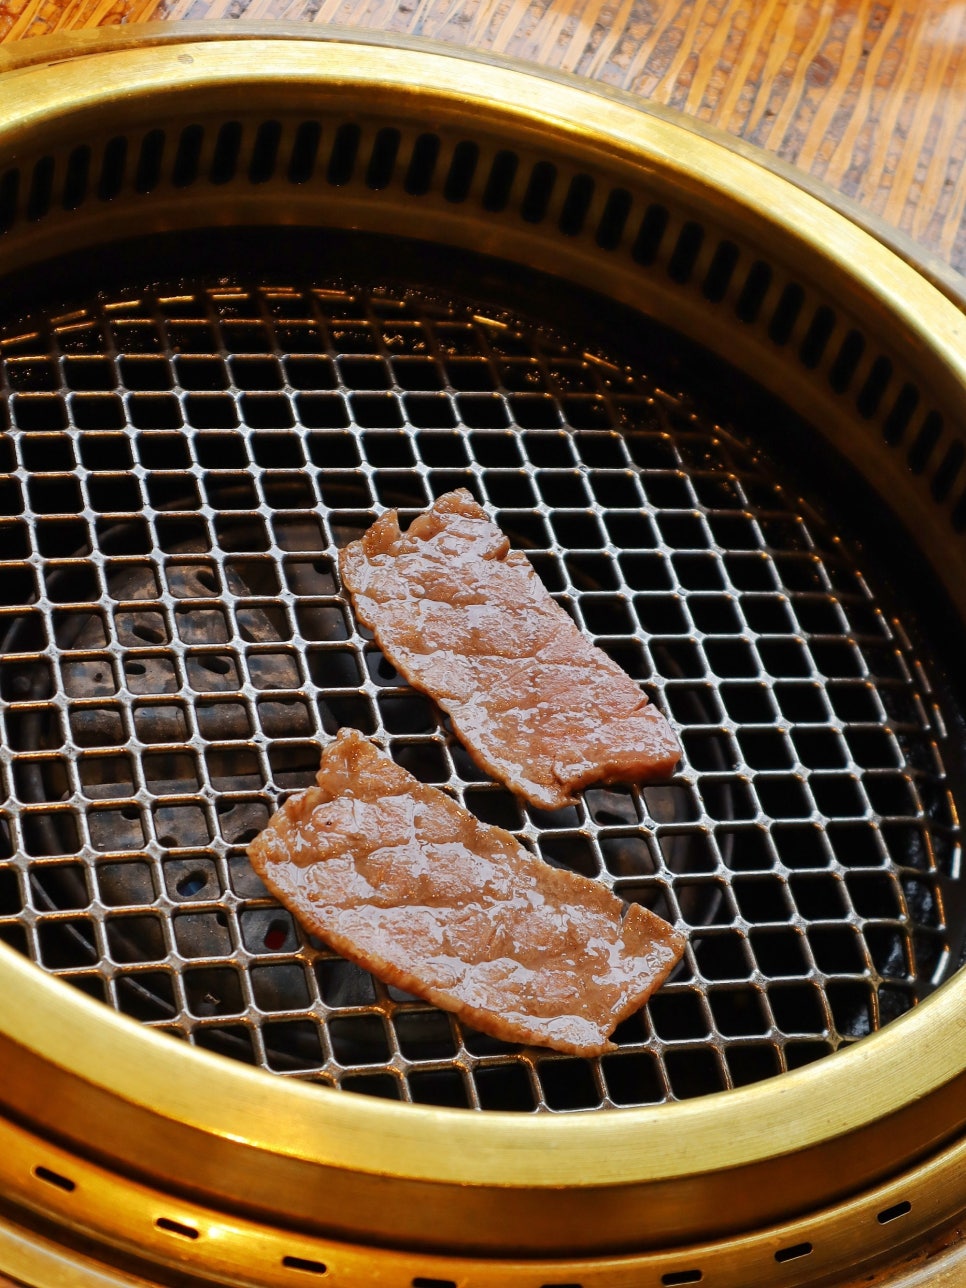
[{"left": 0, "top": 261, "right": 962, "bottom": 1113}]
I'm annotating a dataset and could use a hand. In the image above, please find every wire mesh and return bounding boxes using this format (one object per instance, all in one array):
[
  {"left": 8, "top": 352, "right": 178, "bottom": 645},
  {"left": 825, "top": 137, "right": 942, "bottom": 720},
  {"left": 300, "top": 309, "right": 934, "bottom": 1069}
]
[{"left": 0, "top": 278, "right": 960, "bottom": 1112}]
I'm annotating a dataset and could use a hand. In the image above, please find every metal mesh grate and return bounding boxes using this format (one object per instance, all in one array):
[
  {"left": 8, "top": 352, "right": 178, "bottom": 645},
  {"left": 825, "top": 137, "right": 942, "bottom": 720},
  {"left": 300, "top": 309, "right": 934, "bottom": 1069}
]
[{"left": 0, "top": 278, "right": 960, "bottom": 1112}]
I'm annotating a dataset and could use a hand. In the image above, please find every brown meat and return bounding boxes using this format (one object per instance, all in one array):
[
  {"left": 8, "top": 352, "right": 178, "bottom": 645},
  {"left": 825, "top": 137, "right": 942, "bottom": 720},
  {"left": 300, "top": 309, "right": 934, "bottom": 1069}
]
[
  {"left": 248, "top": 730, "right": 685, "bottom": 1057},
  {"left": 339, "top": 489, "right": 681, "bottom": 811}
]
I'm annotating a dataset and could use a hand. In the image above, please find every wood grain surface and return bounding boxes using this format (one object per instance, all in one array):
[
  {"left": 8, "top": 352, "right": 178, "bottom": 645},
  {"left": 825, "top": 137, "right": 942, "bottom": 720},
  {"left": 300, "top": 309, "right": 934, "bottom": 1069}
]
[{"left": 0, "top": 1, "right": 965, "bottom": 278}]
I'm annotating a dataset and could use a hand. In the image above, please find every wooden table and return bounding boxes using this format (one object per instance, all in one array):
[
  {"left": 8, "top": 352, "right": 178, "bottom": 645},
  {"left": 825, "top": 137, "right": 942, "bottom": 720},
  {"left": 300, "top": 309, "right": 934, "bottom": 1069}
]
[{"left": 0, "top": 0, "right": 964, "bottom": 282}]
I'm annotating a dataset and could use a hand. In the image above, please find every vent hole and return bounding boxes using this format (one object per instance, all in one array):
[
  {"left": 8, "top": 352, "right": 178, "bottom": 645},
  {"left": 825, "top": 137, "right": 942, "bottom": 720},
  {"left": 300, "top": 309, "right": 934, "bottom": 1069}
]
[
  {"left": 98, "top": 136, "right": 127, "bottom": 201},
  {"left": 443, "top": 140, "right": 479, "bottom": 204},
  {"left": 668, "top": 220, "right": 704, "bottom": 284},
  {"left": 856, "top": 354, "right": 892, "bottom": 418},
  {"left": 735, "top": 259, "right": 772, "bottom": 323},
  {"left": 661, "top": 1272, "right": 703, "bottom": 1286},
  {"left": 932, "top": 439, "right": 963, "bottom": 502},
  {"left": 156, "top": 1217, "right": 199, "bottom": 1240},
  {"left": 702, "top": 239, "right": 739, "bottom": 302},
  {"left": 327, "top": 123, "right": 361, "bottom": 187},
  {"left": 0, "top": 168, "right": 19, "bottom": 232},
  {"left": 521, "top": 160, "right": 557, "bottom": 224},
  {"left": 411, "top": 1280, "right": 457, "bottom": 1288},
  {"left": 404, "top": 133, "right": 441, "bottom": 196},
  {"left": 482, "top": 148, "right": 518, "bottom": 213},
  {"left": 34, "top": 1165, "right": 76, "bottom": 1192},
  {"left": 211, "top": 120, "right": 243, "bottom": 185},
  {"left": 27, "top": 155, "right": 54, "bottom": 222},
  {"left": 63, "top": 145, "right": 92, "bottom": 211},
  {"left": 775, "top": 1242, "right": 812, "bottom": 1263},
  {"left": 799, "top": 304, "right": 836, "bottom": 369},
  {"left": 769, "top": 282, "right": 805, "bottom": 344},
  {"left": 289, "top": 120, "right": 322, "bottom": 184},
  {"left": 135, "top": 129, "right": 166, "bottom": 194},
  {"left": 176, "top": 870, "right": 208, "bottom": 898},
  {"left": 951, "top": 487, "right": 966, "bottom": 532},
  {"left": 883, "top": 381, "right": 919, "bottom": 445},
  {"left": 250, "top": 120, "right": 283, "bottom": 185},
  {"left": 595, "top": 185, "right": 632, "bottom": 249},
  {"left": 828, "top": 327, "right": 866, "bottom": 394},
  {"left": 366, "top": 127, "right": 400, "bottom": 190},
  {"left": 877, "top": 1199, "right": 912, "bottom": 1224},
  {"left": 282, "top": 1255, "right": 328, "bottom": 1275},
  {"left": 559, "top": 172, "right": 594, "bottom": 236},
  {"left": 632, "top": 203, "right": 669, "bottom": 266},
  {"left": 908, "top": 410, "right": 943, "bottom": 475},
  {"left": 173, "top": 123, "right": 204, "bottom": 189},
  {"left": 264, "top": 918, "right": 289, "bottom": 950}
]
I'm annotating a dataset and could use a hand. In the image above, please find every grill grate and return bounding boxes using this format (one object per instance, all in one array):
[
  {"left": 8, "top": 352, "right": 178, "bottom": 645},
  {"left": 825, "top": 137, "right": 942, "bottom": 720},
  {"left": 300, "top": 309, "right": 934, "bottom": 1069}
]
[{"left": 0, "top": 276, "right": 960, "bottom": 1112}]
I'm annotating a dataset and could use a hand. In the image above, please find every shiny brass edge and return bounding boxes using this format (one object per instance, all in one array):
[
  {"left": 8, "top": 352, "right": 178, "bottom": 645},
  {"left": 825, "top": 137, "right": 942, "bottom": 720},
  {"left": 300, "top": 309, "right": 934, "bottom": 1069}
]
[{"left": 1, "top": 1098, "right": 964, "bottom": 1286}]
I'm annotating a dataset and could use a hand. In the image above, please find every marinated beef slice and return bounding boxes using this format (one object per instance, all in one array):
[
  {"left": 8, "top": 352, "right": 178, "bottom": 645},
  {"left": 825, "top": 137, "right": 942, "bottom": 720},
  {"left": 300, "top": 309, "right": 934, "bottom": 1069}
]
[
  {"left": 339, "top": 489, "right": 681, "bottom": 811},
  {"left": 248, "top": 730, "right": 685, "bottom": 1057}
]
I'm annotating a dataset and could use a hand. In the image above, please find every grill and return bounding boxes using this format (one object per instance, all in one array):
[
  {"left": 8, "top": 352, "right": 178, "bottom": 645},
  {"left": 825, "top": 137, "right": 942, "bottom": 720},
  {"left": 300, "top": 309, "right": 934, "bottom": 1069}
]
[
  {"left": 1, "top": 263, "right": 962, "bottom": 1112},
  {"left": 0, "top": 27, "right": 965, "bottom": 1288}
]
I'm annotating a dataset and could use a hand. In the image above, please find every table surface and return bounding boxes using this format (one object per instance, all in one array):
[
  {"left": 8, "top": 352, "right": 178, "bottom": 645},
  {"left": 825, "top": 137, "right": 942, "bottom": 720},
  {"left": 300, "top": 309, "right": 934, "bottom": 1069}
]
[{"left": 1, "top": 0, "right": 965, "bottom": 282}]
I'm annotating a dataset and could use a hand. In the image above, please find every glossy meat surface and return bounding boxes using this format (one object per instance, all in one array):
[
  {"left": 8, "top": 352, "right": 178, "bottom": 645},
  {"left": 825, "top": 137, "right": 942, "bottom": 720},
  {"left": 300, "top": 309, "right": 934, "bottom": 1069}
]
[
  {"left": 248, "top": 730, "right": 685, "bottom": 1056},
  {"left": 339, "top": 489, "right": 681, "bottom": 811}
]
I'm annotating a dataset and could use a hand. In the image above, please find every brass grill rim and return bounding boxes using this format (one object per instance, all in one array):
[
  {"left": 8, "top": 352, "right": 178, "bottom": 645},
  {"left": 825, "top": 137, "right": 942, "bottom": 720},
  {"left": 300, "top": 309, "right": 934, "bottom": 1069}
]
[{"left": 0, "top": 28, "right": 964, "bottom": 1285}]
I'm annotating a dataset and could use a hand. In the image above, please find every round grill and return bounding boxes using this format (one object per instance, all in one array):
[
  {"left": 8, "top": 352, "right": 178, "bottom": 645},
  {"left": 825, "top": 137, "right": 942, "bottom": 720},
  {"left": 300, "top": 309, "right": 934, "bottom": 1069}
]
[{"left": 0, "top": 266, "right": 960, "bottom": 1114}]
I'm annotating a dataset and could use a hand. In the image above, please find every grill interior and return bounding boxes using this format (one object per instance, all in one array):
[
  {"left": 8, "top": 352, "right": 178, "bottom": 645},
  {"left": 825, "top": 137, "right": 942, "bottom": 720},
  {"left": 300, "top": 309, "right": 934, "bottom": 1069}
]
[{"left": 0, "top": 230, "right": 962, "bottom": 1114}]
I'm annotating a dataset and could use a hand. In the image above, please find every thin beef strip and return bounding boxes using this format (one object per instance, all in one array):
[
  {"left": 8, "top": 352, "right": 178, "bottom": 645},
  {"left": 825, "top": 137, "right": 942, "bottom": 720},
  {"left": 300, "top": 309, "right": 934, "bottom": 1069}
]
[{"left": 248, "top": 729, "right": 685, "bottom": 1057}]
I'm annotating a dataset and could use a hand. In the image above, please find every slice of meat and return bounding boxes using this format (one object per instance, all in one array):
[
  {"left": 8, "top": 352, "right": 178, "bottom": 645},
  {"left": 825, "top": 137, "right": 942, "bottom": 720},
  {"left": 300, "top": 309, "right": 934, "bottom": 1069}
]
[
  {"left": 339, "top": 489, "right": 681, "bottom": 811},
  {"left": 248, "top": 729, "right": 685, "bottom": 1057}
]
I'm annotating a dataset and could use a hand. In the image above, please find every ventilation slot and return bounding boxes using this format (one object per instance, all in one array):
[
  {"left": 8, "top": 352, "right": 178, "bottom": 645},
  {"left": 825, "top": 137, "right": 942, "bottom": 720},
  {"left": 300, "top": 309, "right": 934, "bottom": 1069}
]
[
  {"left": 482, "top": 148, "right": 518, "bottom": 213},
  {"left": 289, "top": 120, "right": 322, "bottom": 185},
  {"left": 96, "top": 135, "right": 127, "bottom": 201},
  {"left": 135, "top": 129, "right": 166, "bottom": 194},
  {"left": 932, "top": 440, "right": 964, "bottom": 502},
  {"left": 857, "top": 355, "right": 892, "bottom": 418},
  {"left": 559, "top": 173, "right": 594, "bottom": 236},
  {"left": 668, "top": 220, "right": 704, "bottom": 284},
  {"left": 250, "top": 120, "right": 283, "bottom": 185},
  {"left": 211, "top": 121, "right": 243, "bottom": 186},
  {"left": 735, "top": 259, "right": 772, "bottom": 324},
  {"left": 0, "top": 168, "right": 19, "bottom": 232},
  {"left": 775, "top": 1241, "right": 812, "bottom": 1263},
  {"left": 828, "top": 328, "right": 866, "bottom": 394},
  {"left": 443, "top": 141, "right": 479, "bottom": 204},
  {"left": 327, "top": 124, "right": 361, "bottom": 188},
  {"left": 27, "top": 156, "right": 54, "bottom": 222},
  {"left": 156, "top": 1216, "right": 199, "bottom": 1240},
  {"left": 702, "top": 239, "right": 739, "bottom": 302},
  {"left": 595, "top": 186, "right": 631, "bottom": 249},
  {"left": 799, "top": 304, "right": 836, "bottom": 369},
  {"left": 405, "top": 133, "right": 441, "bottom": 196},
  {"left": 883, "top": 381, "right": 919, "bottom": 446},
  {"left": 173, "top": 124, "right": 204, "bottom": 189},
  {"left": 282, "top": 1254, "right": 328, "bottom": 1275},
  {"left": 769, "top": 282, "right": 805, "bottom": 344},
  {"left": 521, "top": 160, "right": 557, "bottom": 224},
  {"left": 62, "top": 145, "right": 91, "bottom": 211},
  {"left": 877, "top": 1199, "right": 912, "bottom": 1223},
  {"left": 908, "top": 410, "right": 942, "bottom": 475},
  {"left": 365, "top": 127, "right": 400, "bottom": 191},
  {"left": 33, "top": 1164, "right": 76, "bottom": 1192},
  {"left": 661, "top": 1272, "right": 702, "bottom": 1286},
  {"left": 632, "top": 203, "right": 669, "bottom": 265}
]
